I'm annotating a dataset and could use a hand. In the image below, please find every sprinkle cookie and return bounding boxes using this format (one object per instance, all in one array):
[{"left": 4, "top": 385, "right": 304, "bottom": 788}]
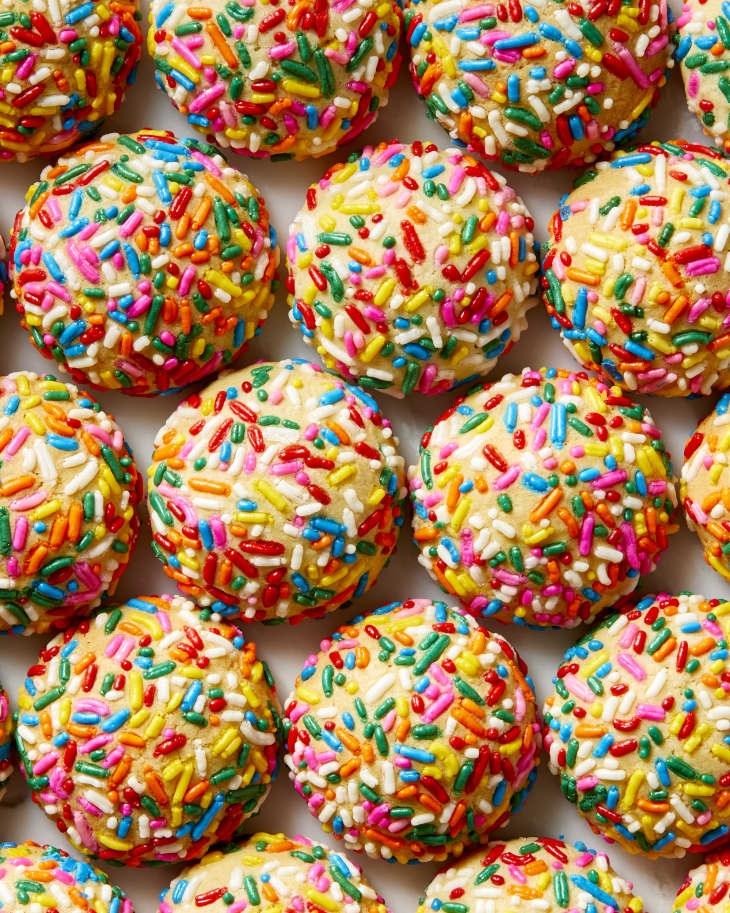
[
  {"left": 159, "top": 832, "right": 390, "bottom": 912},
  {"left": 674, "top": 850, "right": 730, "bottom": 911},
  {"left": 283, "top": 598, "right": 541, "bottom": 863},
  {"left": 11, "top": 130, "right": 280, "bottom": 396},
  {"left": 0, "top": 0, "right": 141, "bottom": 163},
  {"left": 544, "top": 592, "right": 730, "bottom": 858},
  {"left": 148, "top": 0, "right": 402, "bottom": 160},
  {"left": 681, "top": 394, "right": 730, "bottom": 583},
  {"left": 409, "top": 367, "right": 679, "bottom": 629},
  {"left": 0, "top": 682, "right": 12, "bottom": 801},
  {"left": 677, "top": 0, "right": 730, "bottom": 153},
  {"left": 288, "top": 141, "right": 539, "bottom": 397},
  {"left": 416, "top": 837, "right": 644, "bottom": 913},
  {"left": 405, "top": 0, "right": 675, "bottom": 173},
  {"left": 0, "top": 841, "right": 133, "bottom": 910},
  {"left": 15, "top": 594, "right": 282, "bottom": 865},
  {"left": 543, "top": 140, "right": 730, "bottom": 396},
  {"left": 147, "top": 359, "right": 406, "bottom": 624},
  {"left": 0, "top": 371, "right": 142, "bottom": 637}
]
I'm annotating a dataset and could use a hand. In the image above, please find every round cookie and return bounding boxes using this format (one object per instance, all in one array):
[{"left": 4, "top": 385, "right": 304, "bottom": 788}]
[
  {"left": 14, "top": 594, "right": 282, "bottom": 866},
  {"left": 543, "top": 140, "right": 730, "bottom": 397},
  {"left": 409, "top": 366, "right": 679, "bottom": 629},
  {"left": 0, "top": 0, "right": 141, "bottom": 163},
  {"left": 404, "top": 0, "right": 675, "bottom": 174},
  {"left": 681, "top": 394, "right": 730, "bottom": 583},
  {"left": 544, "top": 592, "right": 730, "bottom": 858},
  {"left": 0, "top": 370, "right": 142, "bottom": 636},
  {"left": 0, "top": 683, "right": 12, "bottom": 801},
  {"left": 0, "top": 841, "right": 133, "bottom": 911},
  {"left": 159, "top": 832, "right": 390, "bottom": 912},
  {"left": 283, "top": 598, "right": 541, "bottom": 864},
  {"left": 416, "top": 837, "right": 644, "bottom": 913},
  {"left": 11, "top": 130, "right": 279, "bottom": 396},
  {"left": 677, "top": 0, "right": 730, "bottom": 153},
  {"left": 287, "top": 140, "right": 539, "bottom": 397},
  {"left": 147, "top": 359, "right": 406, "bottom": 624},
  {"left": 674, "top": 850, "right": 730, "bottom": 911},
  {"left": 147, "top": 0, "right": 402, "bottom": 161}
]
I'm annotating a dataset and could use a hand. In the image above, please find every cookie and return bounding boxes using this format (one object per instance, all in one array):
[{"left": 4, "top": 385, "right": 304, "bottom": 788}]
[
  {"left": 405, "top": 0, "right": 674, "bottom": 172},
  {"left": 288, "top": 140, "right": 538, "bottom": 397},
  {"left": 159, "top": 832, "right": 389, "bottom": 912},
  {"left": 674, "top": 850, "right": 730, "bottom": 911},
  {"left": 544, "top": 592, "right": 730, "bottom": 857},
  {"left": 0, "top": 682, "right": 12, "bottom": 801},
  {"left": 0, "top": 370, "right": 141, "bottom": 636},
  {"left": 409, "top": 366, "right": 678, "bottom": 628},
  {"left": 543, "top": 140, "right": 730, "bottom": 396},
  {"left": 147, "top": 359, "right": 406, "bottom": 623},
  {"left": 0, "top": 0, "right": 141, "bottom": 162},
  {"left": 283, "top": 598, "right": 541, "bottom": 863},
  {"left": 11, "top": 130, "right": 279, "bottom": 395},
  {"left": 148, "top": 0, "right": 402, "bottom": 160},
  {"left": 416, "top": 837, "right": 644, "bottom": 913},
  {"left": 15, "top": 594, "right": 282, "bottom": 865}
]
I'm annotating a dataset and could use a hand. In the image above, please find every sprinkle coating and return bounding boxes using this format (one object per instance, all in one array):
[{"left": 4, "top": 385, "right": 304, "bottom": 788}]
[
  {"left": 0, "top": 841, "right": 133, "bottom": 911},
  {"left": 288, "top": 140, "right": 539, "bottom": 398},
  {"left": 284, "top": 598, "right": 541, "bottom": 863},
  {"left": 147, "top": 359, "right": 406, "bottom": 624},
  {"left": 148, "top": 0, "right": 402, "bottom": 160},
  {"left": 409, "top": 366, "right": 679, "bottom": 629},
  {"left": 416, "top": 837, "right": 644, "bottom": 913},
  {"left": 677, "top": 0, "right": 730, "bottom": 153},
  {"left": 673, "top": 849, "right": 730, "bottom": 911},
  {"left": 405, "top": 0, "right": 675, "bottom": 173},
  {"left": 543, "top": 139, "right": 730, "bottom": 396},
  {"left": 11, "top": 129, "right": 280, "bottom": 396},
  {"left": 15, "top": 593, "right": 282, "bottom": 865},
  {"left": 0, "top": 370, "right": 141, "bottom": 637},
  {"left": 0, "top": 0, "right": 141, "bottom": 163},
  {"left": 159, "top": 832, "right": 390, "bottom": 912},
  {"left": 544, "top": 591, "right": 730, "bottom": 858},
  {"left": 681, "top": 394, "right": 730, "bottom": 584},
  {"left": 0, "top": 681, "right": 12, "bottom": 800}
]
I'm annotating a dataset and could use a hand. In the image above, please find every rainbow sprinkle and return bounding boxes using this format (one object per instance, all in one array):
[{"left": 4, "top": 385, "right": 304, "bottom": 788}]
[
  {"left": 11, "top": 130, "right": 279, "bottom": 396},
  {"left": 147, "top": 359, "right": 406, "bottom": 624},
  {"left": 544, "top": 592, "right": 730, "bottom": 858},
  {"left": 283, "top": 598, "right": 541, "bottom": 863},
  {"left": 416, "top": 837, "right": 644, "bottom": 913},
  {"left": 147, "top": 0, "right": 402, "bottom": 160},
  {"left": 15, "top": 594, "right": 282, "bottom": 866},
  {"left": 0, "top": 841, "right": 133, "bottom": 910},
  {"left": 0, "top": 681, "right": 12, "bottom": 801},
  {"left": 674, "top": 850, "right": 730, "bottom": 911},
  {"left": 543, "top": 140, "right": 730, "bottom": 396},
  {"left": 0, "top": 370, "right": 141, "bottom": 637},
  {"left": 681, "top": 393, "right": 730, "bottom": 583},
  {"left": 409, "top": 366, "right": 679, "bottom": 629},
  {"left": 160, "top": 832, "right": 390, "bottom": 912},
  {"left": 288, "top": 140, "right": 539, "bottom": 398},
  {"left": 405, "top": 0, "right": 674, "bottom": 172},
  {"left": 0, "top": 0, "right": 141, "bottom": 162}
]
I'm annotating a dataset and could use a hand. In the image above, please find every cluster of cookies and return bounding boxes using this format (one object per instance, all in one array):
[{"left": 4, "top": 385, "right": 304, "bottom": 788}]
[{"left": 2, "top": 0, "right": 730, "bottom": 910}]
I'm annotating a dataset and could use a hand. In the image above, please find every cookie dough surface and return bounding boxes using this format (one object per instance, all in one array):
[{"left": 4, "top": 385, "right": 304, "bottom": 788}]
[
  {"left": 416, "top": 837, "right": 644, "bottom": 913},
  {"left": 148, "top": 0, "right": 402, "bottom": 160},
  {"left": 405, "top": 0, "right": 674, "bottom": 173},
  {"left": 543, "top": 140, "right": 730, "bottom": 396},
  {"left": 147, "top": 359, "right": 406, "bottom": 623},
  {"left": 159, "top": 832, "right": 390, "bottom": 912},
  {"left": 409, "top": 366, "right": 678, "bottom": 628},
  {"left": 284, "top": 598, "right": 541, "bottom": 863},
  {"left": 288, "top": 141, "right": 538, "bottom": 397},
  {"left": 11, "top": 130, "right": 279, "bottom": 396},
  {"left": 0, "top": 371, "right": 141, "bottom": 636},
  {"left": 0, "top": 0, "right": 142, "bottom": 162},
  {"left": 544, "top": 592, "right": 730, "bottom": 858},
  {"left": 15, "top": 594, "right": 282, "bottom": 865}
]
